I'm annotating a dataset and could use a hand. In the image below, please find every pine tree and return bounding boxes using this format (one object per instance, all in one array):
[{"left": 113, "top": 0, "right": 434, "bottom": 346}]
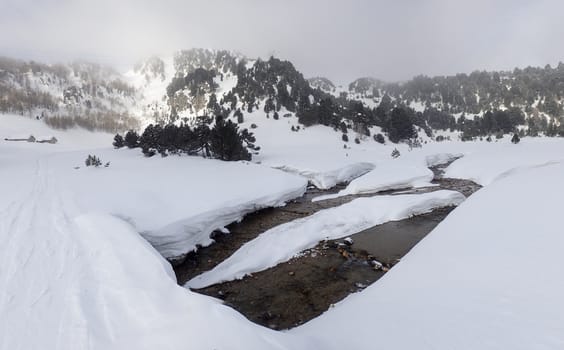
[
  {"left": 386, "top": 107, "right": 416, "bottom": 143},
  {"left": 209, "top": 116, "right": 251, "bottom": 161},
  {"left": 193, "top": 117, "right": 212, "bottom": 157},
  {"left": 391, "top": 148, "right": 401, "bottom": 159},
  {"left": 113, "top": 134, "right": 125, "bottom": 148},
  {"left": 511, "top": 133, "right": 521, "bottom": 144},
  {"left": 234, "top": 108, "right": 244, "bottom": 123},
  {"left": 124, "top": 130, "right": 139, "bottom": 148},
  {"left": 139, "top": 124, "right": 159, "bottom": 153}
]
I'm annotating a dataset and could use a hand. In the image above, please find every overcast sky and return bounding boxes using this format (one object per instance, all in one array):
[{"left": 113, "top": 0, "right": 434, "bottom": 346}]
[{"left": 2, "top": 0, "right": 564, "bottom": 83}]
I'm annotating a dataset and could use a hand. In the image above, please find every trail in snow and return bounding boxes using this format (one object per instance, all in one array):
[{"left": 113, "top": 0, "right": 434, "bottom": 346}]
[{"left": 0, "top": 157, "right": 83, "bottom": 349}]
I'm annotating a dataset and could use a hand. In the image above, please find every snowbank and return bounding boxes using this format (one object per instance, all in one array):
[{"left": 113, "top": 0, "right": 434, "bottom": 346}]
[
  {"left": 0, "top": 208, "right": 307, "bottom": 350},
  {"left": 273, "top": 162, "right": 374, "bottom": 189},
  {"left": 444, "top": 138, "right": 564, "bottom": 185},
  {"left": 248, "top": 120, "right": 389, "bottom": 189},
  {"left": 292, "top": 160, "right": 564, "bottom": 350},
  {"left": 312, "top": 162, "right": 434, "bottom": 202},
  {"left": 186, "top": 190, "right": 465, "bottom": 289},
  {"left": 49, "top": 151, "right": 307, "bottom": 258},
  {"left": 424, "top": 152, "right": 462, "bottom": 167}
]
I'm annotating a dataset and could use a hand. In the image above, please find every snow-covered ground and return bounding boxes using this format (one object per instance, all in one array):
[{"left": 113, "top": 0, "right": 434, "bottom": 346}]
[
  {"left": 0, "top": 114, "right": 312, "bottom": 350},
  {"left": 51, "top": 152, "right": 306, "bottom": 258},
  {"left": 253, "top": 121, "right": 382, "bottom": 189},
  {"left": 291, "top": 160, "right": 564, "bottom": 350},
  {"left": 0, "top": 115, "right": 307, "bottom": 259},
  {"left": 187, "top": 190, "right": 465, "bottom": 289},
  {"left": 444, "top": 137, "right": 564, "bottom": 185},
  {"left": 3, "top": 113, "right": 564, "bottom": 349}
]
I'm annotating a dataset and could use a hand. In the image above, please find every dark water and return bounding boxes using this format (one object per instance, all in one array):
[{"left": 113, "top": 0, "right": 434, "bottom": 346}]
[{"left": 351, "top": 206, "right": 454, "bottom": 263}]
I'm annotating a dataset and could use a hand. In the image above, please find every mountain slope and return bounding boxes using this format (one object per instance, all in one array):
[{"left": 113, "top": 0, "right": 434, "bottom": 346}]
[{"left": 3, "top": 49, "right": 564, "bottom": 140}]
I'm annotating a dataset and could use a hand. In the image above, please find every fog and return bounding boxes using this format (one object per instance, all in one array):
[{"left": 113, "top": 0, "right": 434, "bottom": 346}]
[{"left": 2, "top": 0, "right": 564, "bottom": 83}]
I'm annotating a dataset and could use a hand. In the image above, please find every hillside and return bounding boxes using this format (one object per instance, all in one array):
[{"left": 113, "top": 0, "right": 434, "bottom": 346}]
[
  {"left": 0, "top": 57, "right": 140, "bottom": 132},
  {"left": 3, "top": 49, "right": 564, "bottom": 141},
  {"left": 345, "top": 65, "right": 564, "bottom": 137}
]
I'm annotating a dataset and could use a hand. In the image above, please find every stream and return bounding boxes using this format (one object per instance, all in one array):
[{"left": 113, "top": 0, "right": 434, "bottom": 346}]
[{"left": 173, "top": 161, "right": 481, "bottom": 330}]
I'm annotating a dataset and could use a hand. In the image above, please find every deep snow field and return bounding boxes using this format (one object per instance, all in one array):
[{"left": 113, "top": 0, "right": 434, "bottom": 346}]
[{"left": 2, "top": 113, "right": 564, "bottom": 350}]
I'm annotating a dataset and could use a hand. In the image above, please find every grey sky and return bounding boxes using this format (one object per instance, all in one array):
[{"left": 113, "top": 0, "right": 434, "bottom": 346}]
[{"left": 1, "top": 0, "right": 563, "bottom": 83}]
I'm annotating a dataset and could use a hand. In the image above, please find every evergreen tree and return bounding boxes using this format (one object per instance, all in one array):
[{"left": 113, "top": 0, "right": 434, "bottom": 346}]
[
  {"left": 112, "top": 134, "right": 125, "bottom": 148},
  {"left": 193, "top": 117, "right": 212, "bottom": 157},
  {"left": 386, "top": 107, "right": 416, "bottom": 143},
  {"left": 209, "top": 116, "right": 251, "bottom": 161},
  {"left": 124, "top": 130, "right": 139, "bottom": 148},
  {"left": 234, "top": 108, "right": 244, "bottom": 123},
  {"left": 206, "top": 93, "right": 220, "bottom": 115},
  {"left": 139, "top": 124, "right": 159, "bottom": 153},
  {"left": 511, "top": 133, "right": 521, "bottom": 144}
]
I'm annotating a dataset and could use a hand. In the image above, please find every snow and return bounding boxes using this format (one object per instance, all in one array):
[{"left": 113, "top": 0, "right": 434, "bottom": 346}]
[
  {"left": 0, "top": 114, "right": 312, "bottom": 350},
  {"left": 272, "top": 162, "right": 375, "bottom": 189},
  {"left": 424, "top": 152, "right": 462, "bottom": 167},
  {"left": 244, "top": 116, "right": 387, "bottom": 188},
  {"left": 214, "top": 72, "right": 238, "bottom": 96},
  {"left": 1, "top": 114, "right": 115, "bottom": 151},
  {"left": 444, "top": 138, "right": 564, "bottom": 185},
  {"left": 4, "top": 111, "right": 564, "bottom": 349},
  {"left": 311, "top": 162, "right": 434, "bottom": 202},
  {"left": 0, "top": 207, "right": 305, "bottom": 350},
  {"left": 0, "top": 114, "right": 307, "bottom": 260},
  {"left": 309, "top": 152, "right": 460, "bottom": 202},
  {"left": 409, "top": 100, "right": 427, "bottom": 112},
  {"left": 290, "top": 160, "right": 564, "bottom": 350},
  {"left": 125, "top": 56, "right": 174, "bottom": 125},
  {"left": 65, "top": 152, "right": 307, "bottom": 258},
  {"left": 186, "top": 190, "right": 465, "bottom": 289}
]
